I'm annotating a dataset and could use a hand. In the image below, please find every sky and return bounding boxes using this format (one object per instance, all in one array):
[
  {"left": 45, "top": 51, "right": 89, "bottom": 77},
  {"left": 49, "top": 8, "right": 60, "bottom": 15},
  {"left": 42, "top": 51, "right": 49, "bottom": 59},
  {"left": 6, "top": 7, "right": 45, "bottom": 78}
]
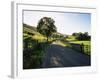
[{"left": 23, "top": 10, "right": 91, "bottom": 35}]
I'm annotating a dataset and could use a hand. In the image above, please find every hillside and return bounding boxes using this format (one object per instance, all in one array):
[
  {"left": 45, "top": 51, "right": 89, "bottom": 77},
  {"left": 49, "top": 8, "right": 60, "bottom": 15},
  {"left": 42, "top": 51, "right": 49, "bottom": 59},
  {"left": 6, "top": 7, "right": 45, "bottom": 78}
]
[
  {"left": 23, "top": 23, "right": 46, "bottom": 41},
  {"left": 23, "top": 23, "right": 65, "bottom": 41},
  {"left": 23, "top": 23, "right": 37, "bottom": 31}
]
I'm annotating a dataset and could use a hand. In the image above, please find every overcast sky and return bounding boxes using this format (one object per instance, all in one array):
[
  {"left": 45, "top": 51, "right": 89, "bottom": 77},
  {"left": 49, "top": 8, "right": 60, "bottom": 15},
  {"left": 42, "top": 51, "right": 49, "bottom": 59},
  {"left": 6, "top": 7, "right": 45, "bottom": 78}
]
[{"left": 23, "top": 10, "right": 91, "bottom": 35}]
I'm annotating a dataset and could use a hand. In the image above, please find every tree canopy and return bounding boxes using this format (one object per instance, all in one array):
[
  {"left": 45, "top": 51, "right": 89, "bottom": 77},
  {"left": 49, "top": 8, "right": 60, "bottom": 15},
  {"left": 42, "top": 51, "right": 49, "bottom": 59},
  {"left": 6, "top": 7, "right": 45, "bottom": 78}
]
[{"left": 37, "top": 17, "right": 57, "bottom": 41}]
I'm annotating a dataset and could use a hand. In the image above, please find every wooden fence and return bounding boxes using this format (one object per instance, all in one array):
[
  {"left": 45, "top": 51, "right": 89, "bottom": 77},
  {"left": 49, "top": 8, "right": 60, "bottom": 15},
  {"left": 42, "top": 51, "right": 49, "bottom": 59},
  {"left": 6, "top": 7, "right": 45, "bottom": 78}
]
[
  {"left": 70, "top": 43, "right": 91, "bottom": 55},
  {"left": 81, "top": 44, "right": 91, "bottom": 54}
]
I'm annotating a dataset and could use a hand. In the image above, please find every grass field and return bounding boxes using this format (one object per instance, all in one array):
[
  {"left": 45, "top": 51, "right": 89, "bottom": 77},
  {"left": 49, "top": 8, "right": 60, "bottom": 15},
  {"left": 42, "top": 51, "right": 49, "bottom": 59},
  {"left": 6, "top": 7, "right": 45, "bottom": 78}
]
[
  {"left": 66, "top": 35, "right": 91, "bottom": 46},
  {"left": 69, "top": 41, "right": 91, "bottom": 45},
  {"left": 66, "top": 35, "right": 76, "bottom": 41}
]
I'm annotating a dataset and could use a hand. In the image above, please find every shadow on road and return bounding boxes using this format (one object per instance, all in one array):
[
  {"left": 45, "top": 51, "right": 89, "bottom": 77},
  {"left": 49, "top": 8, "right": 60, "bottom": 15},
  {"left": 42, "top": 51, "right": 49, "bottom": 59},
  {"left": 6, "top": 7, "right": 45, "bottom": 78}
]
[{"left": 42, "top": 43, "right": 91, "bottom": 68}]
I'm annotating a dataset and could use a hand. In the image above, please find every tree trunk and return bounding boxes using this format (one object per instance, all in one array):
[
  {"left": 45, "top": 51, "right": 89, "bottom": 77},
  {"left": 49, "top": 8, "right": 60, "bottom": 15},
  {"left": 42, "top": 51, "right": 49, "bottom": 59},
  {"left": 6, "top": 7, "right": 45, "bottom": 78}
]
[{"left": 47, "top": 37, "right": 48, "bottom": 42}]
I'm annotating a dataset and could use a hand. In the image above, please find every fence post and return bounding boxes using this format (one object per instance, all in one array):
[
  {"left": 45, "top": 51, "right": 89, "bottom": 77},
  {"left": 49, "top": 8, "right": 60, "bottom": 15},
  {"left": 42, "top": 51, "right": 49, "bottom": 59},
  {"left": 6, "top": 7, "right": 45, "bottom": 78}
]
[
  {"left": 81, "top": 43, "right": 84, "bottom": 53},
  {"left": 86, "top": 45, "right": 89, "bottom": 53}
]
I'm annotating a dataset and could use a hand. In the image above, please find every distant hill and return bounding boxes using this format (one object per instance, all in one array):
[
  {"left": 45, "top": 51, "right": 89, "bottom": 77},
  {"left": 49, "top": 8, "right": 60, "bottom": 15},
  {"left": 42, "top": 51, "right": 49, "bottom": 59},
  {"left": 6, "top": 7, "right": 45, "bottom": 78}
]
[
  {"left": 23, "top": 23, "right": 41, "bottom": 35},
  {"left": 23, "top": 23, "right": 37, "bottom": 31}
]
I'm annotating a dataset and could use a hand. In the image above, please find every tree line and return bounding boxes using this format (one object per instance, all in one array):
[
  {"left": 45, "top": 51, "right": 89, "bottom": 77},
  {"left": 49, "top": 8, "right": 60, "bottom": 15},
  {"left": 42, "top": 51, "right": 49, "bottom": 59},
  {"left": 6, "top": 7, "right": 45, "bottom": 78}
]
[{"left": 72, "top": 32, "right": 91, "bottom": 40}]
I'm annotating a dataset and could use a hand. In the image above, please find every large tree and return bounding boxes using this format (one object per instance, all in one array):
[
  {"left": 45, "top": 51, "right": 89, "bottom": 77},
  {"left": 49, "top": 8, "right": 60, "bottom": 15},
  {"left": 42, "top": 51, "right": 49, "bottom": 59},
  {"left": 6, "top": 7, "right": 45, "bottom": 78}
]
[{"left": 37, "top": 17, "right": 57, "bottom": 41}]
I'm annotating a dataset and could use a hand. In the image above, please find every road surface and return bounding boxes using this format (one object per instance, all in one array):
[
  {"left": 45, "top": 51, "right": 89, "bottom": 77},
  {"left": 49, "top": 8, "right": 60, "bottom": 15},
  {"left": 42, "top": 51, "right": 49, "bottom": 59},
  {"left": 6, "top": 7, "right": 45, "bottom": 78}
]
[{"left": 42, "top": 42, "right": 91, "bottom": 68}]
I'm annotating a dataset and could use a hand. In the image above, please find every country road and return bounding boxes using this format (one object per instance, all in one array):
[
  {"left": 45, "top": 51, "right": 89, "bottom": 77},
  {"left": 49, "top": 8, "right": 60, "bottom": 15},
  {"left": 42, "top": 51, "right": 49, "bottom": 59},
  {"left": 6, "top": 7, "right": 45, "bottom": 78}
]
[{"left": 42, "top": 42, "right": 91, "bottom": 68}]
